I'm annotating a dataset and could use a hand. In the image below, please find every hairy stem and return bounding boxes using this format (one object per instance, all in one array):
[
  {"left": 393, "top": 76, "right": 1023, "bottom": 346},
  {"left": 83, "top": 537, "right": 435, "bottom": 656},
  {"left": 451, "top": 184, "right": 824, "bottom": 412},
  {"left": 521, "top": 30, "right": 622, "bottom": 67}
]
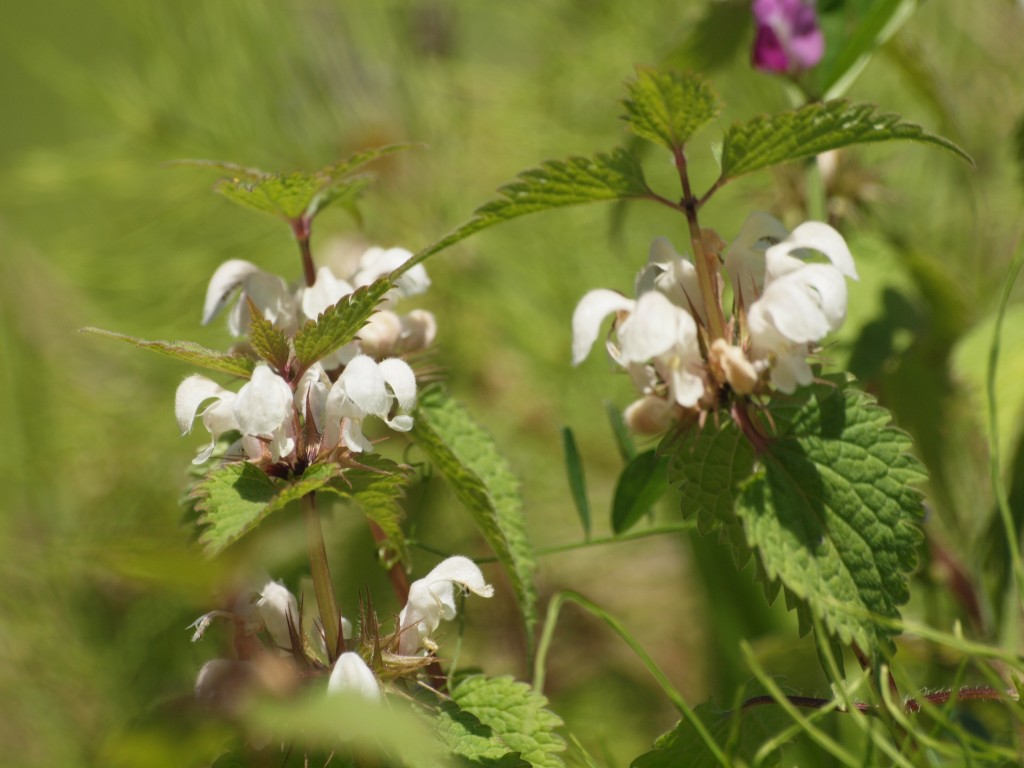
[
  {"left": 303, "top": 493, "right": 344, "bottom": 660},
  {"left": 291, "top": 217, "right": 317, "bottom": 288},
  {"left": 673, "top": 145, "right": 726, "bottom": 341}
]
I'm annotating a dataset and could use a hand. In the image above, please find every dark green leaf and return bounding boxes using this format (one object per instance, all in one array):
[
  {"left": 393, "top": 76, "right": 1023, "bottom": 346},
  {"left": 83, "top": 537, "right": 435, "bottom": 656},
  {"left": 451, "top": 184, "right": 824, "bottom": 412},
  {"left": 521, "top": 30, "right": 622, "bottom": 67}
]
[
  {"left": 736, "top": 377, "right": 927, "bottom": 653},
  {"left": 719, "top": 100, "right": 973, "bottom": 181},
  {"left": 321, "top": 455, "right": 413, "bottom": 568},
  {"left": 191, "top": 462, "right": 340, "bottom": 556},
  {"left": 434, "top": 676, "right": 565, "bottom": 768},
  {"left": 632, "top": 702, "right": 793, "bottom": 768},
  {"left": 292, "top": 278, "right": 392, "bottom": 371},
  {"left": 560, "top": 427, "right": 591, "bottom": 540},
  {"left": 604, "top": 400, "right": 636, "bottom": 462},
  {"left": 611, "top": 450, "right": 669, "bottom": 534},
  {"left": 245, "top": 298, "right": 291, "bottom": 371},
  {"left": 622, "top": 68, "right": 720, "bottom": 151},
  {"left": 410, "top": 386, "right": 537, "bottom": 643},
  {"left": 81, "top": 327, "right": 255, "bottom": 378}
]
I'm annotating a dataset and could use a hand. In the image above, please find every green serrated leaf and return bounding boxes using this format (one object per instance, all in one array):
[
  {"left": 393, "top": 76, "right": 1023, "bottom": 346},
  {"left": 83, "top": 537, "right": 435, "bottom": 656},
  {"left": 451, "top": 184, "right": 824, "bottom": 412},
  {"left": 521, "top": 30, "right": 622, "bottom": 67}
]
[
  {"left": 719, "top": 100, "right": 972, "bottom": 181},
  {"left": 611, "top": 450, "right": 669, "bottom": 535},
  {"left": 435, "top": 676, "right": 565, "bottom": 768},
  {"left": 292, "top": 278, "right": 392, "bottom": 371},
  {"left": 81, "top": 327, "right": 255, "bottom": 378},
  {"left": 205, "top": 145, "right": 413, "bottom": 223},
  {"left": 622, "top": 68, "right": 719, "bottom": 152},
  {"left": 191, "top": 462, "right": 340, "bottom": 556},
  {"left": 664, "top": 420, "right": 755, "bottom": 569},
  {"left": 632, "top": 702, "right": 792, "bottom": 768},
  {"left": 245, "top": 298, "right": 291, "bottom": 371},
  {"left": 410, "top": 385, "right": 537, "bottom": 644},
  {"left": 737, "top": 377, "right": 927, "bottom": 653},
  {"left": 560, "top": 427, "right": 591, "bottom": 540},
  {"left": 321, "top": 455, "right": 413, "bottom": 568}
]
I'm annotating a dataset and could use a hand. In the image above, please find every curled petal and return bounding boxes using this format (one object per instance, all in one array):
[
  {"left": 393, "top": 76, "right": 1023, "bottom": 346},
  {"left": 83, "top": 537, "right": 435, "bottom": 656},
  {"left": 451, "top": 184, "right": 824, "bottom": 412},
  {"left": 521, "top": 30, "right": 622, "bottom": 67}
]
[
  {"left": 766, "top": 222, "right": 858, "bottom": 280},
  {"left": 328, "top": 652, "right": 381, "bottom": 701},
  {"left": 175, "top": 375, "right": 231, "bottom": 434},
  {"left": 378, "top": 358, "right": 417, "bottom": 412},
  {"left": 724, "top": 212, "right": 789, "bottom": 310},
  {"left": 571, "top": 289, "right": 634, "bottom": 365},
  {"left": 202, "top": 260, "right": 260, "bottom": 326}
]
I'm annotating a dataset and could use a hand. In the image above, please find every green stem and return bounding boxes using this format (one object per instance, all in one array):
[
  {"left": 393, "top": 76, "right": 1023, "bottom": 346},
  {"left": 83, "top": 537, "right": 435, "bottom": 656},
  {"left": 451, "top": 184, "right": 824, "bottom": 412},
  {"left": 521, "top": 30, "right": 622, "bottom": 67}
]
[
  {"left": 303, "top": 493, "right": 343, "bottom": 660},
  {"left": 673, "top": 145, "right": 725, "bottom": 341},
  {"left": 533, "top": 590, "right": 731, "bottom": 768}
]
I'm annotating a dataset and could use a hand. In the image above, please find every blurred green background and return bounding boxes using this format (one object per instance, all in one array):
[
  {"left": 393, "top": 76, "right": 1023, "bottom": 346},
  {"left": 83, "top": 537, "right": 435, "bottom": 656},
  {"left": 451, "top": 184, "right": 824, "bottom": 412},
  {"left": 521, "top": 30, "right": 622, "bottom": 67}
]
[{"left": 2, "top": 1, "right": 1024, "bottom": 765}]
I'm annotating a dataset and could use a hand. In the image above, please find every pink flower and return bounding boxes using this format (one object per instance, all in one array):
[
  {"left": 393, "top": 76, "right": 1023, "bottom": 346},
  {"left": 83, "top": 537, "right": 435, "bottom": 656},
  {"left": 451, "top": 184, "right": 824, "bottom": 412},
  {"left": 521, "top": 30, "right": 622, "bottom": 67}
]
[{"left": 752, "top": 0, "right": 824, "bottom": 74}]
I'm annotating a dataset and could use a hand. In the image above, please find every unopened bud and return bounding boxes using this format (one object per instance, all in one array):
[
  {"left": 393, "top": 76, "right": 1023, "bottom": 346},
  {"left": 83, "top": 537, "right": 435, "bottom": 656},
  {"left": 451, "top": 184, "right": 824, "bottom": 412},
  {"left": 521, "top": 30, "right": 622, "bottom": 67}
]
[
  {"left": 709, "top": 339, "right": 758, "bottom": 395},
  {"left": 624, "top": 395, "right": 679, "bottom": 435}
]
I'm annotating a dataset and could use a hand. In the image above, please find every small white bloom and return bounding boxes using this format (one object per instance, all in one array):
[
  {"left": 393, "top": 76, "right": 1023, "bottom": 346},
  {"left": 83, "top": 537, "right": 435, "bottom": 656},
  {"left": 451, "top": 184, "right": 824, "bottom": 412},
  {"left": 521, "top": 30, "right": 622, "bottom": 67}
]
[
  {"left": 256, "top": 580, "right": 299, "bottom": 650},
  {"left": 175, "top": 365, "right": 295, "bottom": 463},
  {"left": 398, "top": 556, "right": 494, "bottom": 655},
  {"left": 637, "top": 237, "right": 706, "bottom": 324},
  {"left": 322, "top": 355, "right": 417, "bottom": 453},
  {"left": 300, "top": 265, "right": 356, "bottom": 321},
  {"left": 723, "top": 212, "right": 791, "bottom": 311},
  {"left": 327, "top": 652, "right": 381, "bottom": 702},
  {"left": 746, "top": 222, "right": 858, "bottom": 393},
  {"left": 352, "top": 246, "right": 430, "bottom": 301},
  {"left": 202, "top": 259, "right": 298, "bottom": 336}
]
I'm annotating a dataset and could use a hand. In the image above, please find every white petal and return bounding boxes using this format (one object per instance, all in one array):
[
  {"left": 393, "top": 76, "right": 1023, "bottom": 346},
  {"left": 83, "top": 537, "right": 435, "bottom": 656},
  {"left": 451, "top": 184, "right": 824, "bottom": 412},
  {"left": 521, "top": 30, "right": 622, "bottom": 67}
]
[
  {"left": 175, "top": 375, "right": 230, "bottom": 434},
  {"left": 378, "top": 358, "right": 417, "bottom": 412},
  {"left": 398, "top": 556, "right": 493, "bottom": 655},
  {"left": 327, "top": 652, "right": 381, "bottom": 701},
  {"left": 770, "top": 351, "right": 814, "bottom": 394},
  {"left": 755, "top": 265, "right": 847, "bottom": 344},
  {"left": 623, "top": 395, "right": 677, "bottom": 435},
  {"left": 724, "top": 212, "right": 789, "bottom": 309},
  {"left": 399, "top": 309, "right": 437, "bottom": 352},
  {"left": 233, "top": 366, "right": 294, "bottom": 436},
  {"left": 571, "top": 289, "right": 634, "bottom": 365},
  {"left": 767, "top": 222, "right": 858, "bottom": 280},
  {"left": 202, "top": 260, "right": 260, "bottom": 326},
  {"left": 337, "top": 355, "right": 389, "bottom": 417},
  {"left": 256, "top": 580, "right": 299, "bottom": 650},
  {"left": 420, "top": 556, "right": 494, "bottom": 598},
  {"left": 295, "top": 363, "right": 329, "bottom": 428},
  {"left": 301, "top": 266, "right": 354, "bottom": 320},
  {"left": 618, "top": 291, "right": 689, "bottom": 363},
  {"left": 340, "top": 417, "right": 374, "bottom": 453}
]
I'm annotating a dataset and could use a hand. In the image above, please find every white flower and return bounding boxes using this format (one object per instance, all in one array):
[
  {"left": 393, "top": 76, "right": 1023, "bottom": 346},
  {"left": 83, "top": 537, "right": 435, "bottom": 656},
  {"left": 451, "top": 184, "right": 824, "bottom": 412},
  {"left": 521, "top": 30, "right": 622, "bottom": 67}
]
[
  {"left": 352, "top": 246, "right": 431, "bottom": 301},
  {"left": 572, "top": 289, "right": 704, "bottom": 408},
  {"left": 202, "top": 259, "right": 298, "bottom": 336},
  {"left": 322, "top": 355, "right": 417, "bottom": 453},
  {"left": 636, "top": 237, "right": 706, "bottom": 324},
  {"left": 746, "top": 222, "right": 858, "bottom": 393},
  {"left": 723, "top": 212, "right": 791, "bottom": 311},
  {"left": 397, "top": 556, "right": 494, "bottom": 655},
  {"left": 327, "top": 652, "right": 381, "bottom": 702},
  {"left": 175, "top": 365, "right": 295, "bottom": 463},
  {"left": 256, "top": 580, "right": 299, "bottom": 650}
]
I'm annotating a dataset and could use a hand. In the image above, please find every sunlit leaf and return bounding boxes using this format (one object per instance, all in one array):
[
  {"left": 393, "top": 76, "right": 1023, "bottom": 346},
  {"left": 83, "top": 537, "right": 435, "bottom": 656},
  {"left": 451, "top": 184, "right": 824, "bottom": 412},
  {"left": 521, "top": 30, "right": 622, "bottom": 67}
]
[
  {"left": 81, "top": 327, "right": 255, "bottom": 378},
  {"left": 244, "top": 298, "right": 290, "bottom": 372},
  {"left": 719, "top": 100, "right": 972, "bottom": 181},
  {"left": 622, "top": 67, "right": 720, "bottom": 151},
  {"left": 410, "top": 386, "right": 537, "bottom": 643},
  {"left": 292, "top": 278, "right": 392, "bottom": 371},
  {"left": 191, "top": 462, "right": 340, "bottom": 555}
]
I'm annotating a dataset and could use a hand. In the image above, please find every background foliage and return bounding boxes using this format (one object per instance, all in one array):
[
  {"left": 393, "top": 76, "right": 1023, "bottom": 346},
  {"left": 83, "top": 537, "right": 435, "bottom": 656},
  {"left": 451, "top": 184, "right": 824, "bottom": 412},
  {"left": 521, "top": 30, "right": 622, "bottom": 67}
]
[{"left": 2, "top": 1, "right": 1024, "bottom": 765}]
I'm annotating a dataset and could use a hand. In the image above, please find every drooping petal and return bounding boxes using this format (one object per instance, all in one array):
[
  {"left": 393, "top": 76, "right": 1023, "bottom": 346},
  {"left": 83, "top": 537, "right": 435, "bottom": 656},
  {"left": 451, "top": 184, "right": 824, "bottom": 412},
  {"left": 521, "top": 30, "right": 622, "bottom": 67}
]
[
  {"left": 334, "top": 355, "right": 389, "bottom": 417},
  {"left": 378, "top": 357, "right": 417, "bottom": 415},
  {"left": 753, "top": 264, "right": 847, "bottom": 344},
  {"left": 175, "top": 375, "right": 231, "bottom": 434},
  {"left": 571, "top": 289, "right": 634, "bottom": 365},
  {"left": 327, "top": 652, "right": 381, "bottom": 702},
  {"left": 202, "top": 260, "right": 261, "bottom": 326},
  {"left": 233, "top": 366, "right": 294, "bottom": 436},
  {"left": 641, "top": 237, "right": 707, "bottom": 323}
]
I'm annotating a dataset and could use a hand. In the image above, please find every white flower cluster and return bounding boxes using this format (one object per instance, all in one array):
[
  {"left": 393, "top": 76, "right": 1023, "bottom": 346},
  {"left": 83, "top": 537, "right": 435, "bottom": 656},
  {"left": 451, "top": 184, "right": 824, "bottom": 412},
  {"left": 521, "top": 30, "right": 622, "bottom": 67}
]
[
  {"left": 175, "top": 244, "right": 432, "bottom": 464},
  {"left": 192, "top": 557, "right": 493, "bottom": 704},
  {"left": 572, "top": 213, "right": 858, "bottom": 433}
]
